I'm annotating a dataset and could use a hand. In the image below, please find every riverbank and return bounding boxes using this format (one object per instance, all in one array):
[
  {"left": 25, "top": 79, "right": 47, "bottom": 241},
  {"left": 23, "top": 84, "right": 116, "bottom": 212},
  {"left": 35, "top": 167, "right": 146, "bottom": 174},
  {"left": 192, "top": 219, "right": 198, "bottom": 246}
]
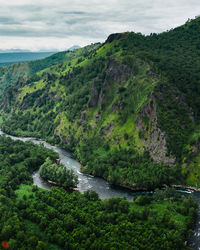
[
  {"left": 0, "top": 117, "right": 198, "bottom": 250},
  {"left": 47, "top": 179, "right": 76, "bottom": 192},
  {"left": 81, "top": 166, "right": 200, "bottom": 193},
  {"left": 2, "top": 127, "right": 200, "bottom": 248},
  {"left": 172, "top": 184, "right": 200, "bottom": 192},
  {"left": 1, "top": 128, "right": 200, "bottom": 195}
]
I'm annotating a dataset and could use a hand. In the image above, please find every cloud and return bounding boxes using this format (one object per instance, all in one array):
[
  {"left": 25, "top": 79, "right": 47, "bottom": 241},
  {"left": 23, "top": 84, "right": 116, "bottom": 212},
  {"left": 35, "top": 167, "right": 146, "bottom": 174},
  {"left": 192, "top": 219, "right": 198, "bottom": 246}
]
[
  {"left": 0, "top": 0, "right": 199, "bottom": 51},
  {"left": 0, "top": 17, "right": 21, "bottom": 25},
  {"left": 60, "top": 11, "right": 87, "bottom": 15}
]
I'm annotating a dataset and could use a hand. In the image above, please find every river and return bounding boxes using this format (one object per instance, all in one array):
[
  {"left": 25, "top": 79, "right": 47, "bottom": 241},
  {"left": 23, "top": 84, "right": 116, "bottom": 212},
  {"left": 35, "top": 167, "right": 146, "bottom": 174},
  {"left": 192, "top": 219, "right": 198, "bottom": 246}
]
[
  {"left": 0, "top": 130, "right": 200, "bottom": 249},
  {"left": 0, "top": 130, "right": 143, "bottom": 200}
]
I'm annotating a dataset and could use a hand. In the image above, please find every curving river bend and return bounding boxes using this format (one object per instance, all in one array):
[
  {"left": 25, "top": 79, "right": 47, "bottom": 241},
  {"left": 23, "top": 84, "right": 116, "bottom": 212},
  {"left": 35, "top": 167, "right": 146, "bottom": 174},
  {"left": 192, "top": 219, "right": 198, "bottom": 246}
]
[{"left": 0, "top": 130, "right": 200, "bottom": 249}]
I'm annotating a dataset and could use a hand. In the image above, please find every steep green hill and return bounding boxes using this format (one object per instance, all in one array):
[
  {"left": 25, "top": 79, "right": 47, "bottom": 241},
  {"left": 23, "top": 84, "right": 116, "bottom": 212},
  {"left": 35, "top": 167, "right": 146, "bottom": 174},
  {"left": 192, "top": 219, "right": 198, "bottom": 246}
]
[
  {"left": 0, "top": 43, "right": 100, "bottom": 96},
  {"left": 1, "top": 17, "right": 200, "bottom": 189}
]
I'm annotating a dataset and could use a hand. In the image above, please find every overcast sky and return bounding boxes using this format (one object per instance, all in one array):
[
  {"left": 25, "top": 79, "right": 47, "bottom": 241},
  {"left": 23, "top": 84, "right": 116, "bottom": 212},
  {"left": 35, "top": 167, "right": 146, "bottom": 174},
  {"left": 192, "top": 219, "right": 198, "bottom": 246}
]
[{"left": 0, "top": 0, "right": 199, "bottom": 51}]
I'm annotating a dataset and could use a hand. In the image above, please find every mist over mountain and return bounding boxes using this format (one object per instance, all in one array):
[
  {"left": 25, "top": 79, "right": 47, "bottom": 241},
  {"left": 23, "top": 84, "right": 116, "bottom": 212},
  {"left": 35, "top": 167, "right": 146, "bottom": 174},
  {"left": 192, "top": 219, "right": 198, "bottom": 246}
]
[
  {"left": 0, "top": 45, "right": 81, "bottom": 53},
  {"left": 0, "top": 52, "right": 55, "bottom": 66},
  {"left": 67, "top": 45, "right": 81, "bottom": 51},
  {"left": 0, "top": 49, "right": 32, "bottom": 53},
  {"left": 0, "top": 45, "right": 81, "bottom": 67}
]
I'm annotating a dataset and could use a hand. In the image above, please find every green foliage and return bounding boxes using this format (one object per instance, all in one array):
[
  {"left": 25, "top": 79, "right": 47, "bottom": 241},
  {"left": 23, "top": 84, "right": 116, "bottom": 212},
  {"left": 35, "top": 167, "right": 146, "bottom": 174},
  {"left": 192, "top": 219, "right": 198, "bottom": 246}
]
[
  {"left": 0, "top": 135, "right": 197, "bottom": 249},
  {"left": 134, "top": 195, "right": 152, "bottom": 205},
  {"left": 77, "top": 136, "right": 183, "bottom": 189},
  {"left": 155, "top": 84, "right": 194, "bottom": 160},
  {"left": 0, "top": 43, "right": 100, "bottom": 98},
  {"left": 39, "top": 157, "right": 78, "bottom": 188},
  {"left": 83, "top": 190, "right": 100, "bottom": 201},
  {"left": 2, "top": 17, "right": 200, "bottom": 190}
]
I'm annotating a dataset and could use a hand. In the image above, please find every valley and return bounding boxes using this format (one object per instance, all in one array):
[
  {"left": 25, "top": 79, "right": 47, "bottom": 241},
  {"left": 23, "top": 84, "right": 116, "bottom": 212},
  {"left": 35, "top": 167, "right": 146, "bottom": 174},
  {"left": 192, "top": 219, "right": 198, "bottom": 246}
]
[
  {"left": 1, "top": 18, "right": 200, "bottom": 190},
  {"left": 0, "top": 16, "right": 200, "bottom": 249},
  {"left": 0, "top": 129, "right": 198, "bottom": 249}
]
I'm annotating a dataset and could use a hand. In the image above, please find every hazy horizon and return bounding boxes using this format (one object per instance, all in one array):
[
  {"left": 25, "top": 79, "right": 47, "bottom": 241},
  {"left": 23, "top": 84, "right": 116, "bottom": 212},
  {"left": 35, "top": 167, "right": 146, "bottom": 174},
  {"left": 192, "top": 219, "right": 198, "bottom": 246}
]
[{"left": 0, "top": 44, "right": 81, "bottom": 53}]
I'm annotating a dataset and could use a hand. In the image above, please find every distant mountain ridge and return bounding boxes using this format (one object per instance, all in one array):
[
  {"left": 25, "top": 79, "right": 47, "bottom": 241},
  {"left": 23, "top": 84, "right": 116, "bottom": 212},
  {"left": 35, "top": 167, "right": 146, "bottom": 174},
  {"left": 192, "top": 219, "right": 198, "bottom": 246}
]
[
  {"left": 0, "top": 45, "right": 81, "bottom": 53},
  {"left": 67, "top": 45, "right": 81, "bottom": 51},
  {"left": 0, "top": 45, "right": 81, "bottom": 67},
  {"left": 0, "top": 52, "right": 56, "bottom": 67},
  {"left": 0, "top": 44, "right": 95, "bottom": 94}
]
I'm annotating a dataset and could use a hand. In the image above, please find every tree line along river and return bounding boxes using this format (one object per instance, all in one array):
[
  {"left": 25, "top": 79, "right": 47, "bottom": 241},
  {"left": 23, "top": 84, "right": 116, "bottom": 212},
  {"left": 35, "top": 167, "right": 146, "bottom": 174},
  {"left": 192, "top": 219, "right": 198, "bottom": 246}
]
[{"left": 0, "top": 129, "right": 199, "bottom": 249}]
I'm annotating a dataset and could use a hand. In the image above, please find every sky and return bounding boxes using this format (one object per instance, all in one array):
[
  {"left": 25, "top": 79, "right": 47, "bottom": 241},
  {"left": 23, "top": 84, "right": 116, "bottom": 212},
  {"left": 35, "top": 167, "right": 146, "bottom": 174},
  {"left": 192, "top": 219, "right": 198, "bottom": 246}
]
[{"left": 0, "top": 0, "right": 199, "bottom": 52}]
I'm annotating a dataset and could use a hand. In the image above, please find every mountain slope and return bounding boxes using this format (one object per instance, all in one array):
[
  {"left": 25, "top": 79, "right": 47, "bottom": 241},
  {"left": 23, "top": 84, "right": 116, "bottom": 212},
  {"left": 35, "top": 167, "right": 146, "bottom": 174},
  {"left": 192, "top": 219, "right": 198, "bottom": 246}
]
[
  {"left": 0, "top": 43, "right": 100, "bottom": 96},
  {"left": 1, "top": 17, "right": 200, "bottom": 189}
]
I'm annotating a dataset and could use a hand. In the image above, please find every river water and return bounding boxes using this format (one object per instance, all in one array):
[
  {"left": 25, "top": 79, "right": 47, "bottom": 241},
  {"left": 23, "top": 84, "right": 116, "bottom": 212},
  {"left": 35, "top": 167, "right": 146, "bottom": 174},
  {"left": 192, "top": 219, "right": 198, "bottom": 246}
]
[
  {"left": 0, "top": 130, "right": 200, "bottom": 249},
  {"left": 0, "top": 130, "right": 142, "bottom": 200}
]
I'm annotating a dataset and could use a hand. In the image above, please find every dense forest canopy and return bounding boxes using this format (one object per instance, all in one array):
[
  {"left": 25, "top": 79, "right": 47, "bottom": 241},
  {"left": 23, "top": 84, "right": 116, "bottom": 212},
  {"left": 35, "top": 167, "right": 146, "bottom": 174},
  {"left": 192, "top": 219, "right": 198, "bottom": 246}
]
[
  {"left": 0, "top": 136, "right": 197, "bottom": 249},
  {"left": 39, "top": 157, "right": 78, "bottom": 188}
]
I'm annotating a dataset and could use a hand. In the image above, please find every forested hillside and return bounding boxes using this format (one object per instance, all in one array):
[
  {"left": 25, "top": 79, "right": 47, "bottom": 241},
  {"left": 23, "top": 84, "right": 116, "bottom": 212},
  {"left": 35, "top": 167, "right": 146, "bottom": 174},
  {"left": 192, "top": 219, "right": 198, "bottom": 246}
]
[
  {"left": 0, "top": 44, "right": 100, "bottom": 97},
  {"left": 0, "top": 136, "right": 197, "bottom": 249},
  {"left": 1, "top": 17, "right": 200, "bottom": 189}
]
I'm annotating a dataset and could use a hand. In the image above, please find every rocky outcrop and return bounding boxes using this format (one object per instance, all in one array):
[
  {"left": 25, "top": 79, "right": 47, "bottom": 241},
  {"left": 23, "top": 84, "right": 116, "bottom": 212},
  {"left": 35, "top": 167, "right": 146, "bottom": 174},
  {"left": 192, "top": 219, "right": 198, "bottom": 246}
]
[
  {"left": 136, "top": 96, "right": 176, "bottom": 166},
  {"left": 20, "top": 90, "right": 56, "bottom": 110},
  {"left": 146, "top": 69, "right": 157, "bottom": 78},
  {"left": 1, "top": 86, "right": 18, "bottom": 111},
  {"left": 104, "top": 60, "right": 133, "bottom": 84},
  {"left": 105, "top": 33, "right": 128, "bottom": 44},
  {"left": 88, "top": 59, "right": 134, "bottom": 110},
  {"left": 100, "top": 122, "right": 114, "bottom": 136},
  {"left": 80, "top": 111, "right": 86, "bottom": 123},
  {"left": 88, "top": 81, "right": 100, "bottom": 108},
  {"left": 94, "top": 112, "right": 101, "bottom": 123}
]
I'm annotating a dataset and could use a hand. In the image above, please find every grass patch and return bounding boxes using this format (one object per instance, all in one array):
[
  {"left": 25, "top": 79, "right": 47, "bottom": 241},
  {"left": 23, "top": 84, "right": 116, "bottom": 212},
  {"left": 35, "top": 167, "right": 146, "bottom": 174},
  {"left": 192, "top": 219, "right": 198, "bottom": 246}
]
[{"left": 18, "top": 80, "right": 45, "bottom": 101}]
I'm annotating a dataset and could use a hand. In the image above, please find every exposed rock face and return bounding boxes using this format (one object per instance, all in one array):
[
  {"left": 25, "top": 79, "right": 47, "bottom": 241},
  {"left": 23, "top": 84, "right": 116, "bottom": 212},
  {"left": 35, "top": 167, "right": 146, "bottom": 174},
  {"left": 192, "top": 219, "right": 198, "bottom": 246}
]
[
  {"left": 100, "top": 122, "right": 114, "bottom": 136},
  {"left": 1, "top": 87, "right": 18, "bottom": 111},
  {"left": 88, "top": 81, "right": 100, "bottom": 108},
  {"left": 105, "top": 33, "right": 127, "bottom": 44},
  {"left": 54, "top": 129, "right": 69, "bottom": 146},
  {"left": 136, "top": 96, "right": 176, "bottom": 166},
  {"left": 19, "top": 90, "right": 56, "bottom": 110},
  {"left": 110, "top": 103, "right": 119, "bottom": 113},
  {"left": 104, "top": 60, "right": 133, "bottom": 84},
  {"left": 146, "top": 69, "right": 157, "bottom": 78},
  {"left": 80, "top": 111, "right": 86, "bottom": 122},
  {"left": 94, "top": 112, "right": 101, "bottom": 123},
  {"left": 88, "top": 59, "right": 133, "bottom": 110}
]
